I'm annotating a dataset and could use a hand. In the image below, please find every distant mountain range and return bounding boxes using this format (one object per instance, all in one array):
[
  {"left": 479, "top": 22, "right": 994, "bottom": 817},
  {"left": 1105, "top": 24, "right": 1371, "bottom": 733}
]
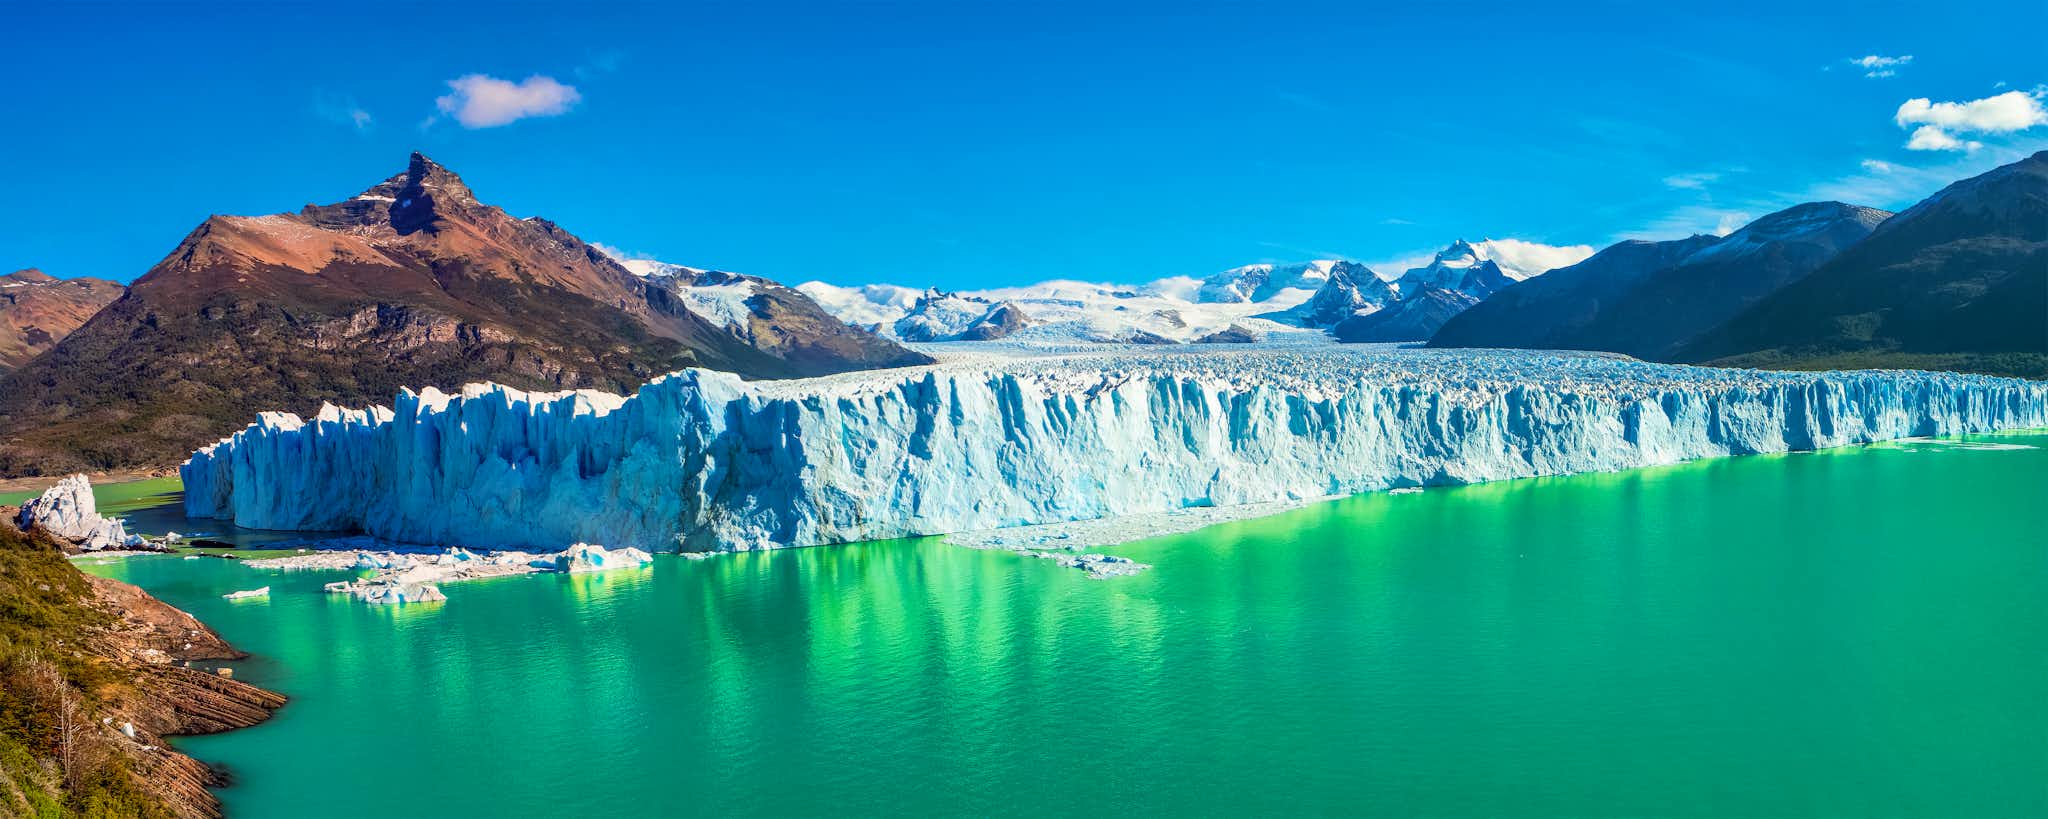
[
  {"left": 797, "top": 239, "right": 1594, "bottom": 345},
  {"left": 1435, "top": 151, "right": 2046, "bottom": 378},
  {"left": 0, "top": 154, "right": 924, "bottom": 475},
  {"left": 0, "top": 269, "right": 121, "bottom": 370}
]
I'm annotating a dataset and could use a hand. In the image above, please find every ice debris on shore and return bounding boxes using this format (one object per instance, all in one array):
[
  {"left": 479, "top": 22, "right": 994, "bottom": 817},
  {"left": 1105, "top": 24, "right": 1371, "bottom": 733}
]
[
  {"left": 14, "top": 474, "right": 146, "bottom": 551},
  {"left": 182, "top": 346, "right": 2048, "bottom": 557},
  {"left": 245, "top": 543, "right": 652, "bottom": 604}
]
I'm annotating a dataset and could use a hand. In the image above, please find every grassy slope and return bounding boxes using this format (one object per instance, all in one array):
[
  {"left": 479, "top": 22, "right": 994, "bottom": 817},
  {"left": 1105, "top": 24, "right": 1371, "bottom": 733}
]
[{"left": 0, "top": 522, "right": 173, "bottom": 818}]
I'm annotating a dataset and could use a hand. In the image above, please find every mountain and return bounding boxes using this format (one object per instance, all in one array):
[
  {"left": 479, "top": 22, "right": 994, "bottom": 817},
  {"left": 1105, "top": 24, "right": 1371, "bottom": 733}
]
[
  {"left": 1331, "top": 287, "right": 1479, "bottom": 342},
  {"left": 0, "top": 153, "right": 924, "bottom": 475},
  {"left": 891, "top": 289, "right": 1033, "bottom": 341},
  {"left": 1282, "top": 262, "right": 1396, "bottom": 327},
  {"left": 1195, "top": 261, "right": 1336, "bottom": 303},
  {"left": 0, "top": 269, "right": 123, "bottom": 370},
  {"left": 1326, "top": 239, "right": 1594, "bottom": 342},
  {"left": 634, "top": 267, "right": 930, "bottom": 371},
  {"left": 1433, "top": 202, "right": 1889, "bottom": 358},
  {"left": 1677, "top": 151, "right": 2048, "bottom": 378}
]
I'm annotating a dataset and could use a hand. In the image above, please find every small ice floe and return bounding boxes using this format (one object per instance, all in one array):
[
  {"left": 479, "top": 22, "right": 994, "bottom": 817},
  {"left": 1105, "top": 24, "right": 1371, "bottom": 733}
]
[
  {"left": 526, "top": 543, "right": 653, "bottom": 573},
  {"left": 222, "top": 587, "right": 270, "bottom": 600},
  {"left": 261, "top": 543, "right": 654, "bottom": 605},
  {"left": 163, "top": 532, "right": 183, "bottom": 545},
  {"left": 1051, "top": 552, "right": 1152, "bottom": 579},
  {"left": 1388, "top": 487, "right": 1424, "bottom": 495}
]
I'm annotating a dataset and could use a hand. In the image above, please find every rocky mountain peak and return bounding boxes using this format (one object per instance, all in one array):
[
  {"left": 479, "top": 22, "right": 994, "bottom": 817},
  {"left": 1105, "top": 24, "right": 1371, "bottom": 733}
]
[{"left": 4, "top": 268, "right": 57, "bottom": 284}]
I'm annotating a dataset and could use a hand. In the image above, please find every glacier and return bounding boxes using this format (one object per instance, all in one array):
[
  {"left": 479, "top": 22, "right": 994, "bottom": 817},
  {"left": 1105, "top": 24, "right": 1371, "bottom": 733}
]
[{"left": 181, "top": 346, "right": 2048, "bottom": 553}]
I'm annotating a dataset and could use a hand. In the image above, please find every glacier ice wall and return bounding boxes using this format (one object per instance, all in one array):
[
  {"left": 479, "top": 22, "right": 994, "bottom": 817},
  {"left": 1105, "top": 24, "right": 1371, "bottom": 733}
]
[{"left": 181, "top": 348, "right": 2048, "bottom": 551}]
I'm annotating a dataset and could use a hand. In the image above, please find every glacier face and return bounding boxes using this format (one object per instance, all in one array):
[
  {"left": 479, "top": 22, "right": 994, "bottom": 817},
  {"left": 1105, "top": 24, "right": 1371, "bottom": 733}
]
[{"left": 182, "top": 346, "right": 2048, "bottom": 552}]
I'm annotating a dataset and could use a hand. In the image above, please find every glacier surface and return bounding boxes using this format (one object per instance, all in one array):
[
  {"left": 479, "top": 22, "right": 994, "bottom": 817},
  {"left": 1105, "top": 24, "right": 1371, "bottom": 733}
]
[{"left": 182, "top": 346, "right": 2048, "bottom": 553}]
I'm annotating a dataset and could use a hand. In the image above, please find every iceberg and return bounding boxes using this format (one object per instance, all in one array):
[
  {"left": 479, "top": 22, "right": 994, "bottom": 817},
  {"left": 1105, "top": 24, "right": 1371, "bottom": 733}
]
[
  {"left": 181, "top": 347, "right": 2048, "bottom": 553},
  {"left": 525, "top": 543, "right": 653, "bottom": 573},
  {"left": 15, "top": 474, "right": 143, "bottom": 551}
]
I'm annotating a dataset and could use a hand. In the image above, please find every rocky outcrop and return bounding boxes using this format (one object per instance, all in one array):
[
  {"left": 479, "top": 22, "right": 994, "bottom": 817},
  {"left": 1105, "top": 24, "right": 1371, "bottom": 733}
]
[
  {"left": 0, "top": 269, "right": 122, "bottom": 370},
  {"left": 1193, "top": 324, "right": 1262, "bottom": 343}
]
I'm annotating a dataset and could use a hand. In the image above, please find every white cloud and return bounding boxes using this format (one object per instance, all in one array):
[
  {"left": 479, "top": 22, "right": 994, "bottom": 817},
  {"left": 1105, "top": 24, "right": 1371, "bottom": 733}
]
[
  {"left": 1905, "top": 125, "right": 1980, "bottom": 152},
  {"left": 1859, "top": 159, "right": 1895, "bottom": 174},
  {"left": 1361, "top": 239, "right": 1594, "bottom": 280},
  {"left": 434, "top": 74, "right": 582, "bottom": 129},
  {"left": 1896, "top": 90, "right": 2048, "bottom": 133},
  {"left": 1661, "top": 172, "right": 1721, "bottom": 190},
  {"left": 1474, "top": 238, "right": 1598, "bottom": 276},
  {"left": 1848, "top": 54, "right": 1912, "bottom": 78},
  {"left": 590, "top": 242, "right": 639, "bottom": 262},
  {"left": 1893, "top": 90, "right": 2046, "bottom": 152}
]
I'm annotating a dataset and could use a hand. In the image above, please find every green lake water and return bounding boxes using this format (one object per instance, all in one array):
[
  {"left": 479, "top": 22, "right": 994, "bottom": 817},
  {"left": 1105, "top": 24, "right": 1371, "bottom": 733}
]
[{"left": 76, "top": 435, "right": 2048, "bottom": 817}]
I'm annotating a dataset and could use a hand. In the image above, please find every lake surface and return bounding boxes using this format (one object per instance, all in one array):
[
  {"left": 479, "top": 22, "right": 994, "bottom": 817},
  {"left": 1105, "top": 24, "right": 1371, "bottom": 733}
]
[{"left": 80, "top": 434, "right": 2048, "bottom": 817}]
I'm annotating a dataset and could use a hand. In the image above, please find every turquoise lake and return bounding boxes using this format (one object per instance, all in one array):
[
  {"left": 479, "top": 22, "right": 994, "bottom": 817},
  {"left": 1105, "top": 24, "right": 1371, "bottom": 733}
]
[{"left": 79, "top": 434, "right": 2048, "bottom": 817}]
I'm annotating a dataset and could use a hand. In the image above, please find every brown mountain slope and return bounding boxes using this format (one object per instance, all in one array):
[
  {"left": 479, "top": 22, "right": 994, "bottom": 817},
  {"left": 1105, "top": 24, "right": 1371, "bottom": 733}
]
[
  {"left": 0, "top": 269, "right": 123, "bottom": 370},
  {"left": 0, "top": 153, "right": 925, "bottom": 475}
]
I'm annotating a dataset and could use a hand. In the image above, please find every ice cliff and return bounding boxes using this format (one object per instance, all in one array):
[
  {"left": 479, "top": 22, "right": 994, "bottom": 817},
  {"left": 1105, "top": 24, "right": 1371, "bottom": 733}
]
[{"left": 182, "top": 347, "right": 2048, "bottom": 552}]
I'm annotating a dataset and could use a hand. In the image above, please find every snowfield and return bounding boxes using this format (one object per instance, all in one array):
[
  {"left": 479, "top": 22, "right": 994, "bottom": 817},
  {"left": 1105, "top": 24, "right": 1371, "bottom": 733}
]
[{"left": 183, "top": 344, "right": 2048, "bottom": 553}]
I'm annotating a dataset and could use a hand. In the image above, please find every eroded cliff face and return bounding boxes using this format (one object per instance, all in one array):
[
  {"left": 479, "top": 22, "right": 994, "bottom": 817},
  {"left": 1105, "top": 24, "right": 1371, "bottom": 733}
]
[{"left": 183, "top": 348, "right": 2048, "bottom": 553}]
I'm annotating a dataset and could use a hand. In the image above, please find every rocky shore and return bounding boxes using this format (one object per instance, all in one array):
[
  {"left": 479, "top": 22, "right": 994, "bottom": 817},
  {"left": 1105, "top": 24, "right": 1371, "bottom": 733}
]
[{"left": 0, "top": 512, "right": 285, "bottom": 819}]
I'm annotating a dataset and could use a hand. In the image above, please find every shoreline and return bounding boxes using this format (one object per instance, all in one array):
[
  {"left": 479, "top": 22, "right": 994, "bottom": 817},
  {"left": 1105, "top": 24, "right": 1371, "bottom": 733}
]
[{"left": 0, "top": 515, "right": 285, "bottom": 818}]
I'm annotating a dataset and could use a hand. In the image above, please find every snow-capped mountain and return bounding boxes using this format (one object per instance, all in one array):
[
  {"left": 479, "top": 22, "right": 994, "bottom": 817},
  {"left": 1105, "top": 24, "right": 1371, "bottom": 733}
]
[
  {"left": 797, "top": 238, "right": 1590, "bottom": 345},
  {"left": 890, "top": 289, "right": 1035, "bottom": 342},
  {"left": 1195, "top": 260, "right": 1338, "bottom": 303},
  {"left": 1396, "top": 238, "right": 1592, "bottom": 300},
  {"left": 1282, "top": 262, "right": 1398, "bottom": 327},
  {"left": 618, "top": 259, "right": 931, "bottom": 373}
]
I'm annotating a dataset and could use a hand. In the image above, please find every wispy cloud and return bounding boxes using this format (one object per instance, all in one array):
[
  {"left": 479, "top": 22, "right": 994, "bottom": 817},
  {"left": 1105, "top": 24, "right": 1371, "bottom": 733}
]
[
  {"left": 313, "top": 92, "right": 373, "bottom": 132},
  {"left": 1894, "top": 89, "right": 2047, "bottom": 151},
  {"left": 431, "top": 74, "right": 582, "bottom": 129},
  {"left": 1379, "top": 217, "right": 1416, "bottom": 226},
  {"left": 1848, "top": 54, "right": 1912, "bottom": 78},
  {"left": 1623, "top": 205, "right": 1753, "bottom": 240},
  {"left": 1661, "top": 172, "right": 1721, "bottom": 190}
]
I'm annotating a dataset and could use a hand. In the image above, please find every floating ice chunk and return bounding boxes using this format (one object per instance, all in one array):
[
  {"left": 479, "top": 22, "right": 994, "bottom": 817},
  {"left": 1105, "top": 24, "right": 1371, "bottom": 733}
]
[
  {"left": 222, "top": 587, "right": 270, "bottom": 600},
  {"left": 527, "top": 543, "right": 653, "bottom": 573}
]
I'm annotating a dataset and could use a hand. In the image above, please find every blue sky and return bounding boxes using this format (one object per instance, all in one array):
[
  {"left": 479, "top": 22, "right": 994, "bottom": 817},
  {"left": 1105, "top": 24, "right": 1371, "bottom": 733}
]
[{"left": 3, "top": 1, "right": 2044, "bottom": 289}]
